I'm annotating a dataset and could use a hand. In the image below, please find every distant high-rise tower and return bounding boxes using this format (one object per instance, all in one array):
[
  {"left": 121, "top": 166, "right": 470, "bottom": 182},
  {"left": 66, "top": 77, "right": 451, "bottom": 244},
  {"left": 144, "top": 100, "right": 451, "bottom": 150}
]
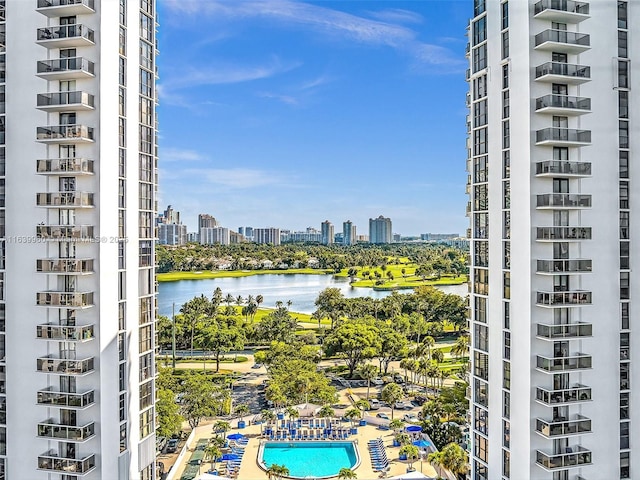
[
  {"left": 253, "top": 227, "right": 280, "bottom": 245},
  {"left": 321, "top": 220, "right": 334, "bottom": 245},
  {"left": 3, "top": 0, "right": 158, "bottom": 478},
  {"left": 467, "top": 1, "right": 637, "bottom": 479},
  {"left": 343, "top": 220, "right": 357, "bottom": 246},
  {"left": 369, "top": 215, "right": 392, "bottom": 244},
  {"left": 198, "top": 213, "right": 218, "bottom": 242}
]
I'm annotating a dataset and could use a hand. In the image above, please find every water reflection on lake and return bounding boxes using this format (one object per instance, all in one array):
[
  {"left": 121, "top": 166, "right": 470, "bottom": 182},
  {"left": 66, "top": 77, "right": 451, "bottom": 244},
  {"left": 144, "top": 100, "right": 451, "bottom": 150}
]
[{"left": 157, "top": 274, "right": 468, "bottom": 316}]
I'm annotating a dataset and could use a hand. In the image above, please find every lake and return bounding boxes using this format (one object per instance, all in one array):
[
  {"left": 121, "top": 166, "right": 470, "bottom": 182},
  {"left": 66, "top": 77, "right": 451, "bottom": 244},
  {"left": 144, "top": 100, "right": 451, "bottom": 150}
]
[{"left": 157, "top": 274, "right": 468, "bottom": 316}]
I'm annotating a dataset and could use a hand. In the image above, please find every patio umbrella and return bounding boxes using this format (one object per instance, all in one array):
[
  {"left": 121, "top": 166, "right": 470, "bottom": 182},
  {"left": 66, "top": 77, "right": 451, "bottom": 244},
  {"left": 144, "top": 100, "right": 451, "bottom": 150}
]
[
  {"left": 227, "top": 433, "right": 245, "bottom": 440},
  {"left": 406, "top": 425, "right": 422, "bottom": 432},
  {"left": 412, "top": 439, "right": 432, "bottom": 448},
  {"left": 220, "top": 453, "right": 240, "bottom": 461}
]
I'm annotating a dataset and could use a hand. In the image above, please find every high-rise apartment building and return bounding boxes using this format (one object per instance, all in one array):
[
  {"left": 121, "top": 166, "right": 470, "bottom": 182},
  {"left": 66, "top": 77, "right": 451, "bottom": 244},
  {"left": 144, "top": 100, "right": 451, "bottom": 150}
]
[
  {"left": 321, "top": 220, "right": 334, "bottom": 245},
  {"left": 158, "top": 205, "right": 186, "bottom": 245},
  {"left": 200, "top": 226, "right": 230, "bottom": 245},
  {"left": 343, "top": 220, "right": 356, "bottom": 246},
  {"left": 467, "top": 1, "right": 636, "bottom": 479},
  {"left": 369, "top": 215, "right": 392, "bottom": 244},
  {"left": 253, "top": 227, "right": 280, "bottom": 245},
  {"left": 197, "top": 213, "right": 218, "bottom": 242},
  {"left": 2, "top": 0, "right": 158, "bottom": 478}
]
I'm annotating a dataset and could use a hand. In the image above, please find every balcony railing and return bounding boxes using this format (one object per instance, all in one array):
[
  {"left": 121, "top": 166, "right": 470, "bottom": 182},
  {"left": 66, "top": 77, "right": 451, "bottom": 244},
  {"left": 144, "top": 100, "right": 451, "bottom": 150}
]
[
  {"left": 536, "top": 161, "right": 591, "bottom": 177},
  {"left": 536, "top": 128, "right": 591, "bottom": 145},
  {"left": 36, "top": 259, "right": 94, "bottom": 274},
  {"left": 36, "top": 192, "right": 94, "bottom": 208},
  {"left": 37, "top": 158, "right": 94, "bottom": 175},
  {"left": 36, "top": 125, "right": 94, "bottom": 143},
  {"left": 536, "top": 259, "right": 592, "bottom": 274},
  {"left": 37, "top": 419, "right": 95, "bottom": 441},
  {"left": 37, "top": 388, "right": 95, "bottom": 409},
  {"left": 36, "top": 291, "right": 94, "bottom": 308},
  {"left": 535, "top": 29, "right": 590, "bottom": 53},
  {"left": 537, "top": 322, "right": 592, "bottom": 339},
  {"left": 38, "top": 451, "right": 96, "bottom": 475},
  {"left": 36, "top": 356, "right": 94, "bottom": 375},
  {"left": 536, "top": 353, "right": 592, "bottom": 372},
  {"left": 36, "top": 225, "right": 94, "bottom": 240},
  {"left": 535, "top": 95, "right": 590, "bottom": 113},
  {"left": 536, "top": 194, "right": 591, "bottom": 209},
  {"left": 535, "top": 62, "right": 590, "bottom": 83},
  {"left": 536, "top": 291, "right": 592, "bottom": 306},
  {"left": 36, "top": 24, "right": 95, "bottom": 46},
  {"left": 36, "top": 0, "right": 95, "bottom": 17},
  {"left": 536, "top": 415, "right": 591, "bottom": 438},
  {"left": 36, "top": 324, "right": 94, "bottom": 342},
  {"left": 536, "top": 446, "right": 592, "bottom": 470},
  {"left": 534, "top": 0, "right": 589, "bottom": 22},
  {"left": 36, "top": 57, "right": 95, "bottom": 79},
  {"left": 37, "top": 91, "right": 94, "bottom": 110},
  {"left": 536, "top": 384, "right": 592, "bottom": 405},
  {"left": 536, "top": 226, "right": 591, "bottom": 241}
]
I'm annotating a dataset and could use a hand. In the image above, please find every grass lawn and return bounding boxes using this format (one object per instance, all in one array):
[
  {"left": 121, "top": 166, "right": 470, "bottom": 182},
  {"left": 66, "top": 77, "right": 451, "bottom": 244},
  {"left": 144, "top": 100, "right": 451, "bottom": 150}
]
[
  {"left": 157, "top": 268, "right": 333, "bottom": 282},
  {"left": 350, "top": 274, "right": 468, "bottom": 290}
]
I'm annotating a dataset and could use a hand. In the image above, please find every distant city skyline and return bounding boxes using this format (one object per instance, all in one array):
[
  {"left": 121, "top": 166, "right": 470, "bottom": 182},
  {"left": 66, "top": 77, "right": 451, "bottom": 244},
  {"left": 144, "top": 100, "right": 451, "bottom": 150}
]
[{"left": 157, "top": 0, "right": 470, "bottom": 235}]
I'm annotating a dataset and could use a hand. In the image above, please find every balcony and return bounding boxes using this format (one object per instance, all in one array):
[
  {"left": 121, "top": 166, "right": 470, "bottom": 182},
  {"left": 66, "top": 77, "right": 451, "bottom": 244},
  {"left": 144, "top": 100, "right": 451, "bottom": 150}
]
[
  {"left": 534, "top": 0, "right": 589, "bottom": 23},
  {"left": 535, "top": 62, "right": 590, "bottom": 84},
  {"left": 535, "top": 128, "right": 591, "bottom": 146},
  {"left": 536, "top": 194, "right": 591, "bottom": 209},
  {"left": 36, "top": 259, "right": 94, "bottom": 274},
  {"left": 536, "top": 446, "right": 592, "bottom": 471},
  {"left": 536, "top": 415, "right": 591, "bottom": 438},
  {"left": 36, "top": 125, "right": 94, "bottom": 143},
  {"left": 37, "top": 158, "right": 94, "bottom": 175},
  {"left": 536, "top": 161, "right": 591, "bottom": 177},
  {"left": 36, "top": 225, "right": 94, "bottom": 240},
  {"left": 37, "top": 91, "right": 94, "bottom": 112},
  {"left": 36, "top": 24, "right": 95, "bottom": 48},
  {"left": 536, "top": 226, "right": 592, "bottom": 241},
  {"left": 37, "top": 388, "right": 95, "bottom": 409},
  {"left": 535, "top": 95, "right": 590, "bottom": 115},
  {"left": 38, "top": 451, "right": 96, "bottom": 476},
  {"left": 36, "top": 356, "right": 94, "bottom": 375},
  {"left": 536, "top": 353, "right": 592, "bottom": 373},
  {"left": 36, "top": 192, "right": 94, "bottom": 208},
  {"left": 37, "top": 419, "right": 95, "bottom": 442},
  {"left": 534, "top": 29, "right": 590, "bottom": 54},
  {"left": 36, "top": 291, "right": 94, "bottom": 308},
  {"left": 536, "top": 384, "right": 592, "bottom": 406},
  {"left": 537, "top": 322, "right": 592, "bottom": 340},
  {"left": 536, "top": 291, "right": 592, "bottom": 307},
  {"left": 536, "top": 259, "right": 592, "bottom": 274},
  {"left": 37, "top": 57, "right": 95, "bottom": 80},
  {"left": 36, "top": 324, "right": 94, "bottom": 342},
  {"left": 36, "top": 0, "right": 95, "bottom": 17}
]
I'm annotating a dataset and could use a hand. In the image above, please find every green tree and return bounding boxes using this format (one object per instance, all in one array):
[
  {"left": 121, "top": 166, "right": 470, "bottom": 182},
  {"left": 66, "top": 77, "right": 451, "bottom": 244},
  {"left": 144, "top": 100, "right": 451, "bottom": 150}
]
[
  {"left": 394, "top": 432, "right": 411, "bottom": 446},
  {"left": 156, "top": 389, "right": 183, "bottom": 438},
  {"left": 376, "top": 326, "right": 408, "bottom": 375},
  {"left": 431, "top": 349, "right": 445, "bottom": 364},
  {"left": 204, "top": 442, "right": 222, "bottom": 473},
  {"left": 324, "top": 319, "right": 380, "bottom": 378},
  {"left": 399, "top": 444, "right": 420, "bottom": 470},
  {"left": 338, "top": 467, "right": 358, "bottom": 479},
  {"left": 428, "top": 442, "right": 468, "bottom": 478},
  {"left": 344, "top": 408, "right": 362, "bottom": 429},
  {"left": 180, "top": 295, "right": 210, "bottom": 358},
  {"left": 314, "top": 287, "right": 346, "bottom": 330},
  {"left": 266, "top": 464, "right": 290, "bottom": 480},
  {"left": 358, "top": 363, "right": 378, "bottom": 400},
  {"left": 389, "top": 418, "right": 405, "bottom": 433},
  {"left": 254, "top": 307, "right": 299, "bottom": 343},
  {"left": 212, "top": 420, "right": 231, "bottom": 440},
  {"left": 196, "top": 324, "right": 245, "bottom": 372},
  {"left": 180, "top": 372, "right": 229, "bottom": 429},
  {"left": 451, "top": 335, "right": 470, "bottom": 359},
  {"left": 381, "top": 383, "right": 403, "bottom": 419},
  {"left": 318, "top": 405, "right": 335, "bottom": 422}
]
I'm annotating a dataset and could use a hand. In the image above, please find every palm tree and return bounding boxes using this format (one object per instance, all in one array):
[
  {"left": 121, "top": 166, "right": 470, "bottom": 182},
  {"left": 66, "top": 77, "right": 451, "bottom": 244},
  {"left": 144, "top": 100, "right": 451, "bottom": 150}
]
[
  {"left": 394, "top": 432, "right": 411, "bottom": 446},
  {"left": 285, "top": 406, "right": 299, "bottom": 428},
  {"left": 344, "top": 408, "right": 361, "bottom": 429},
  {"left": 428, "top": 442, "right": 468, "bottom": 479},
  {"left": 318, "top": 405, "right": 335, "bottom": 426},
  {"left": 224, "top": 293, "right": 235, "bottom": 308},
  {"left": 256, "top": 295, "right": 264, "bottom": 308},
  {"left": 431, "top": 349, "right": 445, "bottom": 364},
  {"left": 235, "top": 295, "right": 244, "bottom": 309},
  {"left": 338, "top": 467, "right": 357, "bottom": 479},
  {"left": 399, "top": 445, "right": 420, "bottom": 470},
  {"left": 451, "top": 335, "right": 469, "bottom": 359},
  {"left": 266, "top": 463, "right": 290, "bottom": 480},
  {"left": 260, "top": 409, "right": 276, "bottom": 435},
  {"left": 235, "top": 404, "right": 250, "bottom": 422},
  {"left": 204, "top": 442, "right": 222, "bottom": 474},
  {"left": 286, "top": 300, "right": 293, "bottom": 310},
  {"left": 389, "top": 418, "right": 405, "bottom": 433},
  {"left": 358, "top": 363, "right": 378, "bottom": 400},
  {"left": 381, "top": 383, "right": 403, "bottom": 420},
  {"left": 423, "top": 335, "right": 435, "bottom": 360},
  {"left": 212, "top": 420, "right": 231, "bottom": 440},
  {"left": 353, "top": 399, "right": 370, "bottom": 412}
]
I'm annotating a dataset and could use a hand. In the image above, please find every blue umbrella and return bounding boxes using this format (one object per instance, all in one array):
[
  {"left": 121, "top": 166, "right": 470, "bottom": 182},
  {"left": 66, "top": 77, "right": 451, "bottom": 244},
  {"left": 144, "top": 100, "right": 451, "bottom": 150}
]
[
  {"left": 413, "top": 439, "right": 432, "bottom": 448},
  {"left": 406, "top": 425, "right": 422, "bottom": 432},
  {"left": 220, "top": 453, "right": 240, "bottom": 461},
  {"left": 227, "top": 433, "right": 245, "bottom": 440}
]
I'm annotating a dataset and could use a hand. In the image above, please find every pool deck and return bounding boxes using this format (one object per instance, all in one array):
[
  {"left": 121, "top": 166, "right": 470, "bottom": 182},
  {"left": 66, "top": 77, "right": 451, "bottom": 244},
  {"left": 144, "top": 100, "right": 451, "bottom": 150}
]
[{"left": 171, "top": 417, "right": 440, "bottom": 480}]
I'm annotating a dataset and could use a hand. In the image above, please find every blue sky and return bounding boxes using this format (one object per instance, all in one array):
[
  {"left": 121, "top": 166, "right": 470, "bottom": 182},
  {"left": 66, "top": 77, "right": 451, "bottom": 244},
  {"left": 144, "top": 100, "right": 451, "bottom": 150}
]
[{"left": 157, "top": 0, "right": 471, "bottom": 236}]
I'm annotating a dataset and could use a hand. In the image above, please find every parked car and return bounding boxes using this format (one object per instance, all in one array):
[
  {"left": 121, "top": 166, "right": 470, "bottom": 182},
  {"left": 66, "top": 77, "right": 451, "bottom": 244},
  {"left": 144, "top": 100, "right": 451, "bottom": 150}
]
[
  {"left": 393, "top": 374, "right": 405, "bottom": 384},
  {"left": 368, "top": 399, "right": 381, "bottom": 410},
  {"left": 394, "top": 401, "right": 410, "bottom": 410},
  {"left": 371, "top": 378, "right": 384, "bottom": 386},
  {"left": 252, "top": 363, "right": 263, "bottom": 369},
  {"left": 376, "top": 412, "right": 390, "bottom": 420},
  {"left": 166, "top": 438, "right": 179, "bottom": 453},
  {"left": 403, "top": 413, "right": 419, "bottom": 424}
]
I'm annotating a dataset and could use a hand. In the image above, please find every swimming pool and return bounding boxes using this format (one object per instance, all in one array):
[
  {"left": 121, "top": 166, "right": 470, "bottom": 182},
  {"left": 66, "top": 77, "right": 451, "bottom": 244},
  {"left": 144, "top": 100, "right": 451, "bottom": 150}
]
[{"left": 259, "top": 441, "right": 359, "bottom": 478}]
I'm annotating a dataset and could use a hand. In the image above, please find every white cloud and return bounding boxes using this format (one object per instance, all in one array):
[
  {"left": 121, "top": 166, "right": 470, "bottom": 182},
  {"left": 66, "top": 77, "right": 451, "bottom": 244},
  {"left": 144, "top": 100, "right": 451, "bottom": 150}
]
[
  {"left": 257, "top": 91, "right": 299, "bottom": 105},
  {"left": 366, "top": 8, "right": 424, "bottom": 25},
  {"left": 180, "top": 167, "right": 300, "bottom": 189},
  {"left": 161, "top": 147, "right": 208, "bottom": 162}
]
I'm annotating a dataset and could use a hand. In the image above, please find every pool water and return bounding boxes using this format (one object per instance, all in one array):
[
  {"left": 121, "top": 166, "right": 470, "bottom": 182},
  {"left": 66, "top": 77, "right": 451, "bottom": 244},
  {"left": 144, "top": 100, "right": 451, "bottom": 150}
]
[{"left": 260, "top": 441, "right": 358, "bottom": 478}]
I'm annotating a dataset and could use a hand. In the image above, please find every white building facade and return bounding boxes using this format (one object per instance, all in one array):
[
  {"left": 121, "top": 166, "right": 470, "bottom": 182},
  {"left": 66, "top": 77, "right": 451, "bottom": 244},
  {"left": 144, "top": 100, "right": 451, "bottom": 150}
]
[
  {"left": 200, "top": 226, "right": 230, "bottom": 245},
  {"left": 369, "top": 215, "right": 392, "bottom": 244},
  {"left": 468, "top": 1, "right": 637, "bottom": 479},
  {"left": 3, "top": 0, "right": 158, "bottom": 478},
  {"left": 321, "top": 220, "right": 334, "bottom": 245},
  {"left": 254, "top": 227, "right": 280, "bottom": 245},
  {"left": 343, "top": 220, "right": 356, "bottom": 246}
]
